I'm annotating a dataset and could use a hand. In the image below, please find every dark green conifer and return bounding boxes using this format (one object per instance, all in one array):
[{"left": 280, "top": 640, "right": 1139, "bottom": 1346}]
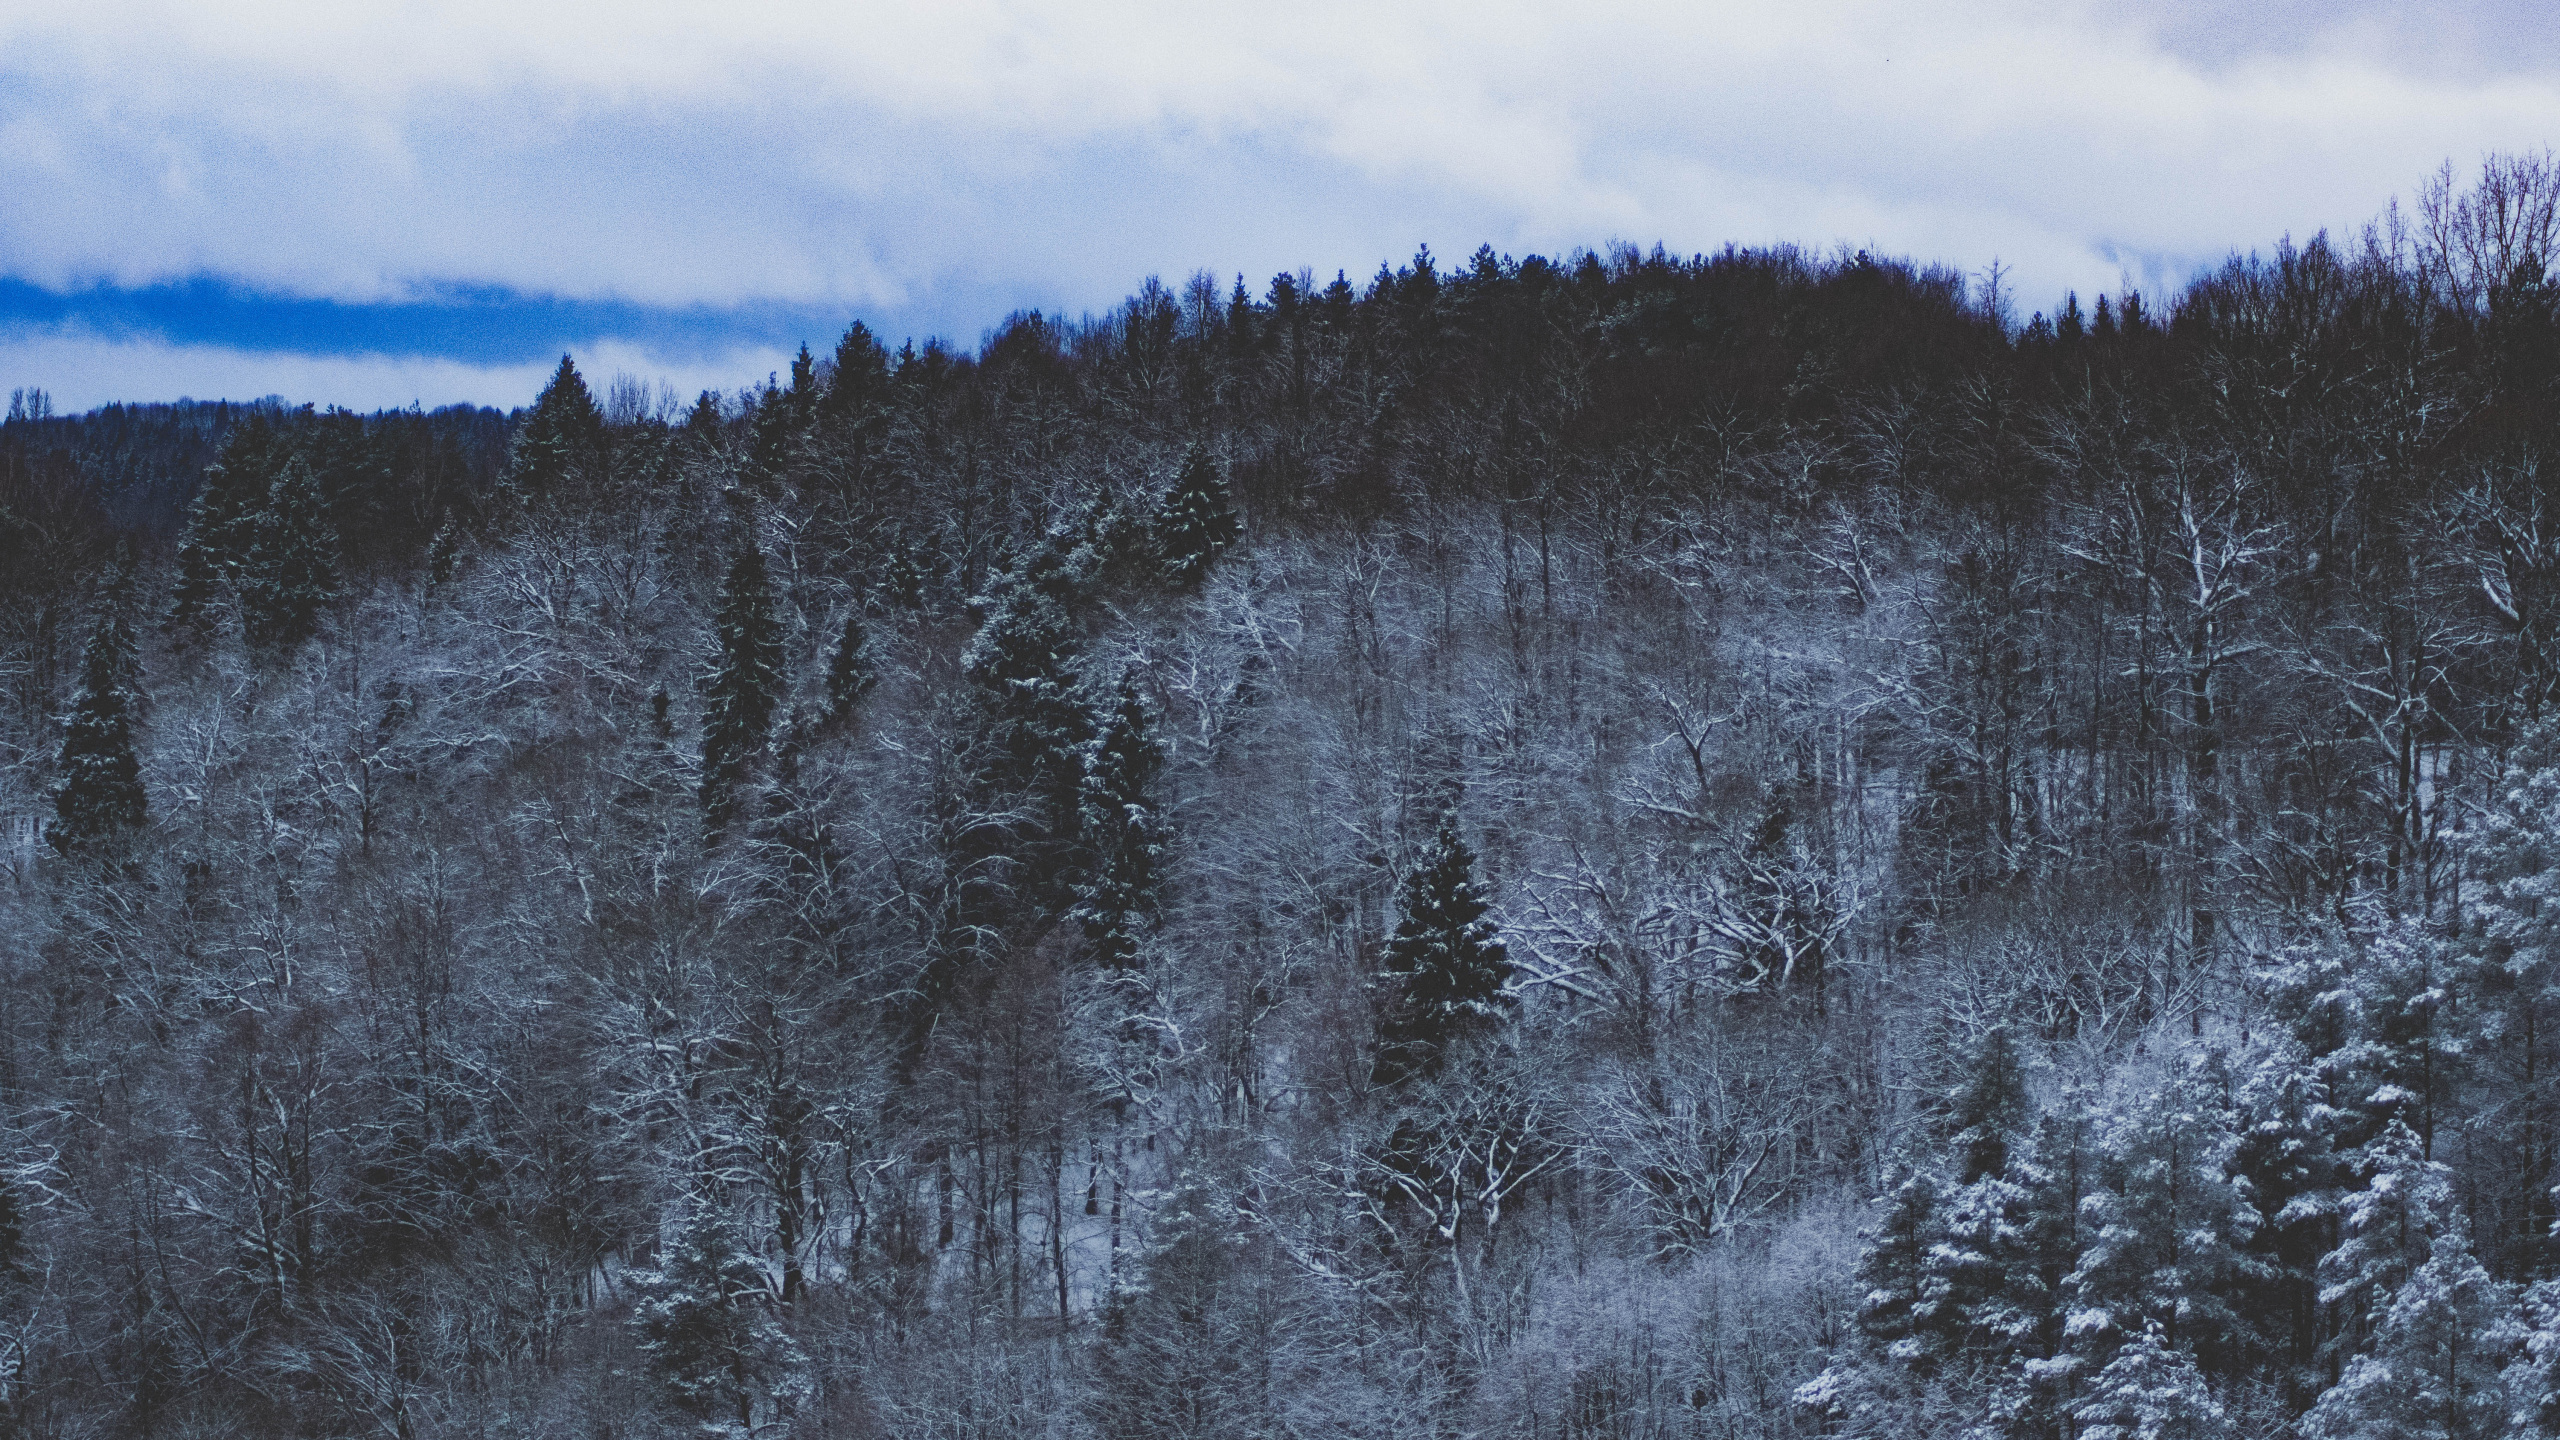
[
  {"left": 1071, "top": 674, "right": 1166, "bottom": 970},
  {"left": 501, "top": 354, "right": 606, "bottom": 505},
  {"left": 1154, "top": 442, "right": 1241, "bottom": 589},
  {"left": 1373, "top": 823, "right": 1512, "bottom": 1084},
  {"left": 747, "top": 348, "right": 818, "bottom": 490},
  {"left": 238, "top": 453, "right": 340, "bottom": 654},
  {"left": 169, "top": 414, "right": 276, "bottom": 635},
  {"left": 820, "top": 323, "right": 890, "bottom": 425},
  {"left": 824, "top": 605, "right": 874, "bottom": 726},
  {"left": 701, "top": 533, "right": 784, "bottom": 835},
  {"left": 1950, "top": 1026, "right": 2032, "bottom": 1183},
  {"left": 47, "top": 603, "right": 146, "bottom": 856}
]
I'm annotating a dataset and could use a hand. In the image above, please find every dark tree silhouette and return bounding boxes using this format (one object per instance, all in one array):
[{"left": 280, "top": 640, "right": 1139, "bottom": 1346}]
[{"left": 1374, "top": 822, "right": 1512, "bottom": 1084}]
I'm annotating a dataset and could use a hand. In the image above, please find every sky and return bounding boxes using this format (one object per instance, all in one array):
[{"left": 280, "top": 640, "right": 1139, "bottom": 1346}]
[{"left": 6, "top": 0, "right": 2560, "bottom": 413}]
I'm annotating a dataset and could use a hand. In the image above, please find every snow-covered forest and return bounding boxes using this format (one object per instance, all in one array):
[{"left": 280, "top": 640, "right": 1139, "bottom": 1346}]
[{"left": 14, "top": 156, "right": 2560, "bottom": 1438}]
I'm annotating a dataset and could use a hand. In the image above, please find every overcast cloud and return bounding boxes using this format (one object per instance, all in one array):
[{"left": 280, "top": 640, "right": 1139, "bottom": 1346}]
[{"left": 6, "top": 0, "right": 2560, "bottom": 410}]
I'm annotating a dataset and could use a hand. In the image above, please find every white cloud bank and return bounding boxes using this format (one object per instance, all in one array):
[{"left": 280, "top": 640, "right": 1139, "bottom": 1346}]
[{"left": 7, "top": 0, "right": 2560, "bottom": 406}]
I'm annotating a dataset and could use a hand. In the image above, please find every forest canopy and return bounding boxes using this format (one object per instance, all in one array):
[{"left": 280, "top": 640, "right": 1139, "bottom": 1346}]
[{"left": 12, "top": 155, "right": 2560, "bottom": 1437}]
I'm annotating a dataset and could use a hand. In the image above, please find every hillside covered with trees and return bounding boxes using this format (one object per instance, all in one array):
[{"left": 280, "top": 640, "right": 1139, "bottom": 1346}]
[{"left": 14, "top": 156, "right": 2560, "bottom": 1437}]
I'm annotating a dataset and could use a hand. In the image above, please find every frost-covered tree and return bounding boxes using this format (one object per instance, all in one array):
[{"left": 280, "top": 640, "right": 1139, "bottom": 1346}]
[
  {"left": 237, "top": 453, "right": 340, "bottom": 653},
  {"left": 1373, "top": 823, "right": 1512, "bottom": 1085},
  {"left": 2308, "top": 1227, "right": 2516, "bottom": 1439},
  {"left": 46, "top": 602, "right": 145, "bottom": 856},
  {"left": 630, "top": 1202, "right": 809, "bottom": 1433},
  {"left": 701, "top": 533, "right": 784, "bottom": 835},
  {"left": 952, "top": 537, "right": 1095, "bottom": 905},
  {"left": 2074, "top": 1321, "right": 2233, "bottom": 1440},
  {"left": 1948, "top": 1025, "right": 2033, "bottom": 1184},
  {"left": 2064, "top": 1053, "right": 2258, "bottom": 1371},
  {"left": 2307, "top": 1122, "right": 2519, "bottom": 1440},
  {"left": 1154, "top": 441, "right": 1241, "bottom": 589},
  {"left": 169, "top": 414, "right": 277, "bottom": 635},
  {"left": 1070, "top": 674, "right": 1165, "bottom": 971},
  {"left": 1085, "top": 1180, "right": 1271, "bottom": 1440}
]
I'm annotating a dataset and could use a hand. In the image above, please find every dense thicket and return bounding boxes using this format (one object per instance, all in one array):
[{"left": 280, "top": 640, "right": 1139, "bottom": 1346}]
[{"left": 18, "top": 158, "right": 2560, "bottom": 1436}]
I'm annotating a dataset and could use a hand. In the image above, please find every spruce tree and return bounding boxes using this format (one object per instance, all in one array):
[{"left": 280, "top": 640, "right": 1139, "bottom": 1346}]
[
  {"left": 1373, "top": 823, "right": 1512, "bottom": 1084},
  {"left": 701, "top": 533, "right": 784, "bottom": 836},
  {"left": 46, "top": 603, "right": 146, "bottom": 856},
  {"left": 629, "top": 1201, "right": 808, "bottom": 1430},
  {"left": 2321, "top": 1121, "right": 2450, "bottom": 1353},
  {"left": 237, "top": 453, "right": 340, "bottom": 654},
  {"left": 823, "top": 605, "right": 874, "bottom": 727},
  {"left": 2065, "top": 1053, "right": 2256, "bottom": 1370},
  {"left": 747, "top": 348, "right": 818, "bottom": 492},
  {"left": 1154, "top": 442, "right": 1241, "bottom": 589},
  {"left": 1070, "top": 674, "right": 1166, "bottom": 970},
  {"left": 2310, "top": 1223, "right": 2517, "bottom": 1438},
  {"left": 954, "top": 537, "right": 1094, "bottom": 883},
  {"left": 2073, "top": 1322, "right": 2234, "bottom": 1440},
  {"left": 1949, "top": 1025, "right": 2033, "bottom": 1183},
  {"left": 500, "top": 354, "right": 606, "bottom": 505},
  {"left": 169, "top": 414, "right": 276, "bottom": 635}
]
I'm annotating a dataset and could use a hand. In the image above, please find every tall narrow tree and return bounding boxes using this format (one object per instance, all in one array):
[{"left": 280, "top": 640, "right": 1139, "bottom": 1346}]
[
  {"left": 500, "top": 354, "right": 607, "bottom": 506},
  {"left": 1070, "top": 674, "right": 1166, "bottom": 970},
  {"left": 238, "top": 453, "right": 340, "bottom": 654},
  {"left": 1373, "top": 822, "right": 1512, "bottom": 1084},
  {"left": 47, "top": 602, "right": 146, "bottom": 856},
  {"left": 169, "top": 414, "right": 277, "bottom": 636},
  {"left": 1154, "top": 442, "right": 1242, "bottom": 589},
  {"left": 701, "top": 532, "right": 784, "bottom": 836}
]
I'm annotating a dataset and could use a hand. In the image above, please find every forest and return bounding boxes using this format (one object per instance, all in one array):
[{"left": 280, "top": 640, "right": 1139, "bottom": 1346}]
[{"left": 11, "top": 155, "right": 2560, "bottom": 1438}]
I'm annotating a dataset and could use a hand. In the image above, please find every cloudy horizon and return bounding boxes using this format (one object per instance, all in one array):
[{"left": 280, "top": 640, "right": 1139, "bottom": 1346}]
[{"left": 9, "top": 0, "right": 2560, "bottom": 412}]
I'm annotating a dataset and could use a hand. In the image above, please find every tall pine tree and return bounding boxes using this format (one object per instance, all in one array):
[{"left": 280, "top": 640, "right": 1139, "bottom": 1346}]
[
  {"left": 46, "top": 602, "right": 145, "bottom": 856},
  {"left": 1070, "top": 674, "right": 1166, "bottom": 970},
  {"left": 237, "top": 453, "right": 340, "bottom": 654},
  {"left": 500, "top": 354, "right": 607, "bottom": 506},
  {"left": 1154, "top": 442, "right": 1241, "bottom": 589},
  {"left": 1373, "top": 822, "right": 1512, "bottom": 1084},
  {"left": 169, "top": 414, "right": 277, "bottom": 636},
  {"left": 700, "top": 531, "right": 784, "bottom": 837},
  {"left": 823, "top": 605, "right": 874, "bottom": 729}
]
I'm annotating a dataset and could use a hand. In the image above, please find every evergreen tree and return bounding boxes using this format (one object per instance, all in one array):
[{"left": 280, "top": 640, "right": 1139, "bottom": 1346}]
[
  {"left": 953, "top": 537, "right": 1095, "bottom": 893},
  {"left": 1797, "top": 1168, "right": 1948, "bottom": 1434},
  {"left": 2322, "top": 1121, "right": 2452, "bottom": 1355},
  {"left": 1069, "top": 674, "right": 1166, "bottom": 970},
  {"left": 237, "top": 453, "right": 340, "bottom": 654},
  {"left": 823, "top": 605, "right": 874, "bottom": 728},
  {"left": 747, "top": 349, "right": 818, "bottom": 492},
  {"left": 2226, "top": 1030, "right": 2353, "bottom": 1400},
  {"left": 2311, "top": 1117, "right": 2521, "bottom": 1440},
  {"left": 701, "top": 533, "right": 784, "bottom": 836},
  {"left": 2458, "top": 718, "right": 2560, "bottom": 1272},
  {"left": 1372, "top": 822, "right": 1512, "bottom": 1085},
  {"left": 2509, "top": 1270, "right": 2560, "bottom": 1436},
  {"left": 500, "top": 354, "right": 606, "bottom": 505},
  {"left": 2073, "top": 1321, "right": 2234, "bottom": 1440},
  {"left": 1949, "top": 1025, "right": 2033, "bottom": 1183},
  {"left": 2309, "top": 1228, "right": 2517, "bottom": 1439},
  {"left": 46, "top": 603, "right": 145, "bottom": 856},
  {"left": 2065, "top": 1052, "right": 2259, "bottom": 1373},
  {"left": 629, "top": 1201, "right": 808, "bottom": 1432},
  {"left": 169, "top": 414, "right": 276, "bottom": 635},
  {"left": 1154, "top": 442, "right": 1241, "bottom": 589}
]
